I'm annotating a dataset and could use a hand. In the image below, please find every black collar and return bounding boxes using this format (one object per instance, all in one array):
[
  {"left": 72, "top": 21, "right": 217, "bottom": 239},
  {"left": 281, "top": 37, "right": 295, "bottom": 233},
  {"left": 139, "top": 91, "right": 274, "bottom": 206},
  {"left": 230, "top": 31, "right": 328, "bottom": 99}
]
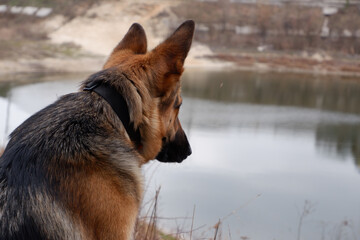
[{"left": 83, "top": 82, "right": 142, "bottom": 148}]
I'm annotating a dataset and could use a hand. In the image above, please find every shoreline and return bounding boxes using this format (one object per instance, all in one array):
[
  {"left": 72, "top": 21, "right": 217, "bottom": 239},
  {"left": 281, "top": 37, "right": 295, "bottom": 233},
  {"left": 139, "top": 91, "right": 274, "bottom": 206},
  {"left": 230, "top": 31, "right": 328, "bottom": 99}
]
[
  {"left": 1, "top": 53, "right": 360, "bottom": 82},
  {"left": 208, "top": 52, "right": 360, "bottom": 78},
  {"left": 1, "top": 0, "right": 360, "bottom": 80}
]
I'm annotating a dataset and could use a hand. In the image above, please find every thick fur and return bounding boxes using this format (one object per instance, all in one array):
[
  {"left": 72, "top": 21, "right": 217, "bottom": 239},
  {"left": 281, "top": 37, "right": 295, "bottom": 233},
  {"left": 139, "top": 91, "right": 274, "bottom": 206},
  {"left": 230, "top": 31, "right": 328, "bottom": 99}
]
[{"left": 0, "top": 21, "right": 194, "bottom": 240}]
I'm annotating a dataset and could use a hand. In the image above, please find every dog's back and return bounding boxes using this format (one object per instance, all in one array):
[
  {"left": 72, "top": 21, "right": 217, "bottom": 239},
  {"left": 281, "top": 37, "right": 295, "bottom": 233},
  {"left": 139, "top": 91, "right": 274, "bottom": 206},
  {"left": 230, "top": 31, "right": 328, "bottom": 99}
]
[
  {"left": 0, "top": 91, "right": 141, "bottom": 239},
  {"left": 0, "top": 93, "right": 91, "bottom": 239}
]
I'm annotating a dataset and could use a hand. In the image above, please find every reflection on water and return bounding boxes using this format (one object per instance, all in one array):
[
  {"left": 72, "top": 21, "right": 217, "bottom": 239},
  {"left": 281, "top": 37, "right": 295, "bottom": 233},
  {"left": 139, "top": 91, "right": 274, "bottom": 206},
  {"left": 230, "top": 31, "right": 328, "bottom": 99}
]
[
  {"left": 182, "top": 70, "right": 360, "bottom": 114},
  {"left": 181, "top": 70, "right": 360, "bottom": 168},
  {"left": 316, "top": 124, "right": 360, "bottom": 167},
  {"left": 1, "top": 70, "right": 360, "bottom": 239}
]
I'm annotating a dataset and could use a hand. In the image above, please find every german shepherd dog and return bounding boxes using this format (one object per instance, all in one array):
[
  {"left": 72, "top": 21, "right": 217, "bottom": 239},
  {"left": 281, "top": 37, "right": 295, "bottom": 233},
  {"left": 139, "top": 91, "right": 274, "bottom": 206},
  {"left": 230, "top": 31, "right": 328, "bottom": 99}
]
[{"left": 0, "top": 20, "right": 194, "bottom": 239}]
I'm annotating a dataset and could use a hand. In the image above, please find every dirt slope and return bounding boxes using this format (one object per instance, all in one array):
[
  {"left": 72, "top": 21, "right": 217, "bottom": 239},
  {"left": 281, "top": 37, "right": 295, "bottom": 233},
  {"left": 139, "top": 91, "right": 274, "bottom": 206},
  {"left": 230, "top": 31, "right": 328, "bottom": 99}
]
[{"left": 48, "top": 1, "right": 230, "bottom": 69}]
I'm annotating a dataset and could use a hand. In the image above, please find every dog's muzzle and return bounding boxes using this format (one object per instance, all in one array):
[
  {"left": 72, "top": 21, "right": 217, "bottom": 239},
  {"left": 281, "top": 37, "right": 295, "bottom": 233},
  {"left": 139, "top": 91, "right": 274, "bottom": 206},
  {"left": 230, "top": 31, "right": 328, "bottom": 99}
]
[{"left": 156, "top": 131, "right": 192, "bottom": 163}]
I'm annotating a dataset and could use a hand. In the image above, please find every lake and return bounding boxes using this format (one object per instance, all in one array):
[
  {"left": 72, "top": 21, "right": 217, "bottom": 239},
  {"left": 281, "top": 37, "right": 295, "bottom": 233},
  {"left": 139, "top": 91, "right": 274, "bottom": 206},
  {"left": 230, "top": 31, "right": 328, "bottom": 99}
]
[{"left": 1, "top": 70, "right": 360, "bottom": 240}]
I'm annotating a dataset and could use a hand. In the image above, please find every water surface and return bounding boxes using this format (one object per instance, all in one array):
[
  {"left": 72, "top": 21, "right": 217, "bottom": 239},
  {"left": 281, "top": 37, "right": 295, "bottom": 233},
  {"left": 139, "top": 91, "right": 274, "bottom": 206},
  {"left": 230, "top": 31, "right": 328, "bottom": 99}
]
[{"left": 0, "top": 70, "right": 360, "bottom": 240}]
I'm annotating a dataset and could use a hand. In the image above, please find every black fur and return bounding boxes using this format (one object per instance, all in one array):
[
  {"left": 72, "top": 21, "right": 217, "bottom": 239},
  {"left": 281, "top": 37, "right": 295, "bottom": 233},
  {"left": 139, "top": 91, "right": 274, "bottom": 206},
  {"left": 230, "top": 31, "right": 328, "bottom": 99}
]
[{"left": 0, "top": 90, "right": 134, "bottom": 240}]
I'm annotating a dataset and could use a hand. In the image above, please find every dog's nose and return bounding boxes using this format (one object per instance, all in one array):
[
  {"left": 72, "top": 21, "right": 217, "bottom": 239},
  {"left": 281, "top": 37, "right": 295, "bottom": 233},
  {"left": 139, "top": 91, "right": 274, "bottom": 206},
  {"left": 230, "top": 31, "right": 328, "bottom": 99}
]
[
  {"left": 186, "top": 145, "right": 192, "bottom": 157},
  {"left": 179, "top": 144, "right": 192, "bottom": 162}
]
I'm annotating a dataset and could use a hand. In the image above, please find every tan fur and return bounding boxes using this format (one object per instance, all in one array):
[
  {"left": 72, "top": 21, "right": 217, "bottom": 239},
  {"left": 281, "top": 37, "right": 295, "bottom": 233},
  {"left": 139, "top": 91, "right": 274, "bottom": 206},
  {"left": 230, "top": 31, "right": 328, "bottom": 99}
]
[
  {"left": 101, "top": 22, "right": 194, "bottom": 163},
  {"left": 73, "top": 21, "right": 194, "bottom": 238},
  {"left": 66, "top": 166, "right": 139, "bottom": 240}
]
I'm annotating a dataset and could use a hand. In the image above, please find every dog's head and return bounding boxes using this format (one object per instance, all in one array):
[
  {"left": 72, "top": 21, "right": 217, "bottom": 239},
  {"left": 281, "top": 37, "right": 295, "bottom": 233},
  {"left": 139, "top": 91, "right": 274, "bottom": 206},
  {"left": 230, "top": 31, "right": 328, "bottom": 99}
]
[{"left": 102, "top": 21, "right": 194, "bottom": 163}]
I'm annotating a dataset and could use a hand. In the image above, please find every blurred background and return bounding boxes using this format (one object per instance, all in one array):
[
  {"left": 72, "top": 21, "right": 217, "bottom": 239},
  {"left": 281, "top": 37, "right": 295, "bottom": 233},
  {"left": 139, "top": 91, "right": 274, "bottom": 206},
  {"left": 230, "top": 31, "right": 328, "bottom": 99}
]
[{"left": 1, "top": 0, "right": 360, "bottom": 239}]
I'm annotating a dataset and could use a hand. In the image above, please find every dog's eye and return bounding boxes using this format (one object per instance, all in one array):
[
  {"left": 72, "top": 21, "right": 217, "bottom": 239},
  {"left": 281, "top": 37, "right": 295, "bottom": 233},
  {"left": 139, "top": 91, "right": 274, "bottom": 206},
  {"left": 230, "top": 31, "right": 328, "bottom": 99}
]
[
  {"left": 173, "top": 96, "right": 182, "bottom": 109},
  {"left": 174, "top": 101, "right": 182, "bottom": 109}
]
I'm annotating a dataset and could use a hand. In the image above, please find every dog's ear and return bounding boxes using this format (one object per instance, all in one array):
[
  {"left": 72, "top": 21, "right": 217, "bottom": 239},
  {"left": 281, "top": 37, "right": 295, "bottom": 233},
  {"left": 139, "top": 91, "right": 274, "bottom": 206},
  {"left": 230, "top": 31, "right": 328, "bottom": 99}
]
[
  {"left": 104, "top": 23, "right": 147, "bottom": 68},
  {"left": 114, "top": 23, "right": 147, "bottom": 54},
  {"left": 149, "top": 20, "right": 195, "bottom": 96}
]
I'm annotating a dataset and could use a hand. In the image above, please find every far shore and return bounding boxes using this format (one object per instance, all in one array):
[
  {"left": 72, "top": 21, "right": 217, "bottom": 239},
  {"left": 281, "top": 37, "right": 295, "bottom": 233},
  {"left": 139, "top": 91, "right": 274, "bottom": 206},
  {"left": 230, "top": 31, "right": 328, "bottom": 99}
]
[
  {"left": 1, "top": 0, "right": 360, "bottom": 82},
  {"left": 1, "top": 51, "right": 360, "bottom": 83}
]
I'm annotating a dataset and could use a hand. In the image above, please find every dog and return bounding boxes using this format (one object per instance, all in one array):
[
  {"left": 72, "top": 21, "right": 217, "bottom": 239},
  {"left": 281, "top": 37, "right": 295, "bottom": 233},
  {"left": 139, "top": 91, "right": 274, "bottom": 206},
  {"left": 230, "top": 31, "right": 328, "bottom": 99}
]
[{"left": 0, "top": 20, "right": 194, "bottom": 240}]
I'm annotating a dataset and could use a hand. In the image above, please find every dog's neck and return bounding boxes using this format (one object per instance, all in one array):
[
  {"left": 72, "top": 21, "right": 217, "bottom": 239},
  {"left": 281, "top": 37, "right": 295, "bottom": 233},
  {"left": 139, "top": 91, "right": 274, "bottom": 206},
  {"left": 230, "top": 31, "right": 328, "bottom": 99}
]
[{"left": 83, "top": 82, "right": 142, "bottom": 149}]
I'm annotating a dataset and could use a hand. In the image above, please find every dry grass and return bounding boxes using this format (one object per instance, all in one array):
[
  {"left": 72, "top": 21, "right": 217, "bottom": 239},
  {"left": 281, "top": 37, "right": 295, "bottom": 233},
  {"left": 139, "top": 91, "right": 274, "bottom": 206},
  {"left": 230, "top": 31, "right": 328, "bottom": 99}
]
[
  {"left": 136, "top": 188, "right": 261, "bottom": 240},
  {"left": 134, "top": 188, "right": 162, "bottom": 240},
  {"left": 134, "top": 188, "right": 199, "bottom": 240},
  {"left": 134, "top": 187, "right": 193, "bottom": 240},
  {"left": 0, "top": 14, "right": 47, "bottom": 41},
  {"left": 0, "top": 39, "right": 84, "bottom": 60}
]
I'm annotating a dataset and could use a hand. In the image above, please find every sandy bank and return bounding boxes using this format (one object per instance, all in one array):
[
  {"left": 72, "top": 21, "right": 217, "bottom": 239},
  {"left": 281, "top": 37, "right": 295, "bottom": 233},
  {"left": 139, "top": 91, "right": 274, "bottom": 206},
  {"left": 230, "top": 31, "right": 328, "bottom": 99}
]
[
  {"left": 47, "top": 1, "right": 231, "bottom": 70},
  {"left": 0, "top": 1, "right": 359, "bottom": 78}
]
